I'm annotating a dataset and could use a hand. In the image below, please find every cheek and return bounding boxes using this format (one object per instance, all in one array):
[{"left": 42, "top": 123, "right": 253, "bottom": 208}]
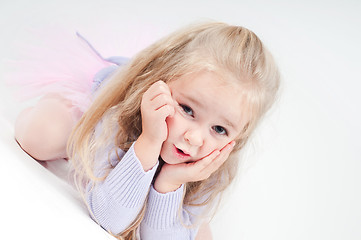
[
  {"left": 197, "top": 140, "right": 216, "bottom": 158},
  {"left": 201, "top": 139, "right": 231, "bottom": 157}
]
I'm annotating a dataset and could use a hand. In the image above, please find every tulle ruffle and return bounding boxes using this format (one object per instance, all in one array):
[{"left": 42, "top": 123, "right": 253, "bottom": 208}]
[{"left": 5, "top": 29, "right": 118, "bottom": 113}]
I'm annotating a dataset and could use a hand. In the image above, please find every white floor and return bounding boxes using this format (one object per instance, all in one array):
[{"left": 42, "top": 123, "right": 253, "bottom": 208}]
[
  {"left": 0, "top": 117, "right": 113, "bottom": 239},
  {"left": 1, "top": 1, "right": 360, "bottom": 240}
]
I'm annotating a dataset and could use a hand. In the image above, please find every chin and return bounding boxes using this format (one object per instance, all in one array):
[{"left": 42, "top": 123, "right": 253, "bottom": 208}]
[{"left": 160, "top": 154, "right": 184, "bottom": 165}]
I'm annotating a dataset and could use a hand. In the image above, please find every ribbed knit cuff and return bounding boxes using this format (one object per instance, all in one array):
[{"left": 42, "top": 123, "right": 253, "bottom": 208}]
[
  {"left": 104, "top": 143, "right": 159, "bottom": 208},
  {"left": 143, "top": 184, "right": 185, "bottom": 230}
]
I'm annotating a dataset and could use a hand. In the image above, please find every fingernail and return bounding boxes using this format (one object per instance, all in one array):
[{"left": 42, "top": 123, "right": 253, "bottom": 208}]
[{"left": 231, "top": 141, "right": 236, "bottom": 147}]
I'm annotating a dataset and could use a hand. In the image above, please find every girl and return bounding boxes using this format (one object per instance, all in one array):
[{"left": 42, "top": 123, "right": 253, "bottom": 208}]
[{"left": 14, "top": 22, "right": 280, "bottom": 239}]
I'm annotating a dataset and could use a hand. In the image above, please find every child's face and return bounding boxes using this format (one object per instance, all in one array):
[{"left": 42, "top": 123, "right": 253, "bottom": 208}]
[{"left": 160, "top": 70, "right": 249, "bottom": 165}]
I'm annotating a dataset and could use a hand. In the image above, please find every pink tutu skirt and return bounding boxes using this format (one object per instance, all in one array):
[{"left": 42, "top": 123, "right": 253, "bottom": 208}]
[
  {"left": 5, "top": 29, "right": 128, "bottom": 113},
  {"left": 5, "top": 23, "right": 164, "bottom": 114}
]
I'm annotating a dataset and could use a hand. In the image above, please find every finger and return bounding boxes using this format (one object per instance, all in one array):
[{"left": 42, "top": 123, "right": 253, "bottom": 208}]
[
  {"left": 215, "top": 141, "right": 235, "bottom": 164},
  {"left": 220, "top": 140, "right": 236, "bottom": 152},
  {"left": 151, "top": 93, "right": 175, "bottom": 111},
  {"left": 193, "top": 149, "right": 220, "bottom": 171},
  {"left": 145, "top": 81, "right": 171, "bottom": 101},
  {"left": 156, "top": 104, "right": 175, "bottom": 120},
  {"left": 200, "top": 141, "right": 235, "bottom": 175}
]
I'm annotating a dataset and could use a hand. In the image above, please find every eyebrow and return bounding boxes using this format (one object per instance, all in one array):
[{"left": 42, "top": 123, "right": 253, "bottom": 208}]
[
  {"left": 220, "top": 116, "right": 237, "bottom": 131},
  {"left": 179, "top": 92, "right": 205, "bottom": 109},
  {"left": 179, "top": 92, "right": 238, "bottom": 131}
]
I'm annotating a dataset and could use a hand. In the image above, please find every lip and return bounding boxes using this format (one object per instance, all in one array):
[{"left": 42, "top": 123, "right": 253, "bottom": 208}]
[{"left": 172, "top": 144, "right": 191, "bottom": 160}]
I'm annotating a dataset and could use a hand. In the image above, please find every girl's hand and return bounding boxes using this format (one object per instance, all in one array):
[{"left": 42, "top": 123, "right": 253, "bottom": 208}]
[
  {"left": 154, "top": 141, "right": 236, "bottom": 193},
  {"left": 134, "top": 81, "right": 175, "bottom": 171},
  {"left": 140, "top": 80, "right": 175, "bottom": 144}
]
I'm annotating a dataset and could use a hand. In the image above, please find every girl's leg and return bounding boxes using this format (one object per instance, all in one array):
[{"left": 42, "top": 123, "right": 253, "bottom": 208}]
[{"left": 15, "top": 94, "right": 81, "bottom": 161}]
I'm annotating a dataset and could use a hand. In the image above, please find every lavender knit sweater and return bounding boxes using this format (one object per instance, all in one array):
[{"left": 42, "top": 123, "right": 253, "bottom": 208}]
[
  {"left": 86, "top": 62, "right": 204, "bottom": 239},
  {"left": 86, "top": 141, "right": 202, "bottom": 239}
]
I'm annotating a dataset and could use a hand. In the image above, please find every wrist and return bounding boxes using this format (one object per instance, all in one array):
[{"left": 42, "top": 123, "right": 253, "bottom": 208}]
[
  {"left": 134, "top": 134, "right": 162, "bottom": 171},
  {"left": 154, "top": 179, "right": 182, "bottom": 194},
  {"left": 154, "top": 171, "right": 182, "bottom": 193}
]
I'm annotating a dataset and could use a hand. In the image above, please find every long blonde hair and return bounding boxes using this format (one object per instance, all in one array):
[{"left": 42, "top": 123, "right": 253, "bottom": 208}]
[{"left": 68, "top": 22, "right": 280, "bottom": 239}]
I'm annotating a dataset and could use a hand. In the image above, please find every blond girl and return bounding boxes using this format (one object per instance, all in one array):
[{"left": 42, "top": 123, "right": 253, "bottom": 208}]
[{"left": 14, "top": 22, "right": 280, "bottom": 239}]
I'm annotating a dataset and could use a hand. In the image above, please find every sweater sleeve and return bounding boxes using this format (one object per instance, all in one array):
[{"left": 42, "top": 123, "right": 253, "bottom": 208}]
[
  {"left": 140, "top": 184, "right": 204, "bottom": 240},
  {"left": 86, "top": 142, "right": 159, "bottom": 235}
]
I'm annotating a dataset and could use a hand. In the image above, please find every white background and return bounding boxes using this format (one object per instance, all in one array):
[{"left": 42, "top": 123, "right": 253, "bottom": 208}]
[{"left": 0, "top": 0, "right": 360, "bottom": 239}]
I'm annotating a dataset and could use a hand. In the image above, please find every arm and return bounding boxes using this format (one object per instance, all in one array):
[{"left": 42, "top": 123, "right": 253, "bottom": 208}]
[
  {"left": 87, "top": 81, "right": 174, "bottom": 234},
  {"left": 140, "top": 184, "right": 204, "bottom": 239},
  {"left": 86, "top": 143, "right": 158, "bottom": 235},
  {"left": 140, "top": 141, "right": 235, "bottom": 239},
  {"left": 134, "top": 80, "right": 175, "bottom": 171}
]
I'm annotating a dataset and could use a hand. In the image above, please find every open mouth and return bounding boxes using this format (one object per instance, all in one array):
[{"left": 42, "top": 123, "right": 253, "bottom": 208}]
[
  {"left": 177, "top": 148, "right": 188, "bottom": 155},
  {"left": 174, "top": 145, "right": 190, "bottom": 158}
]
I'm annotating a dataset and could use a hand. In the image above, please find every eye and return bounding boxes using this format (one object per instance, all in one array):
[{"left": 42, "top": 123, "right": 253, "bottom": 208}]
[
  {"left": 212, "top": 125, "right": 228, "bottom": 136},
  {"left": 180, "top": 104, "right": 194, "bottom": 117}
]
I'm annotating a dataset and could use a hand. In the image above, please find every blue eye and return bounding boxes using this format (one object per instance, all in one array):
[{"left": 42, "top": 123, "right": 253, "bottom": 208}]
[
  {"left": 213, "top": 125, "right": 227, "bottom": 135},
  {"left": 180, "top": 104, "right": 194, "bottom": 117}
]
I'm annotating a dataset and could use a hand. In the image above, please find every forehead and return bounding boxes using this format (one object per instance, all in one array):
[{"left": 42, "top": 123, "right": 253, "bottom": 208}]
[{"left": 169, "top": 71, "right": 249, "bottom": 131}]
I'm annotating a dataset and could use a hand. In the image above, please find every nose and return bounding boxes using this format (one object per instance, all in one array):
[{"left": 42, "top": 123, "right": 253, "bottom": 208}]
[{"left": 184, "top": 128, "right": 203, "bottom": 147}]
